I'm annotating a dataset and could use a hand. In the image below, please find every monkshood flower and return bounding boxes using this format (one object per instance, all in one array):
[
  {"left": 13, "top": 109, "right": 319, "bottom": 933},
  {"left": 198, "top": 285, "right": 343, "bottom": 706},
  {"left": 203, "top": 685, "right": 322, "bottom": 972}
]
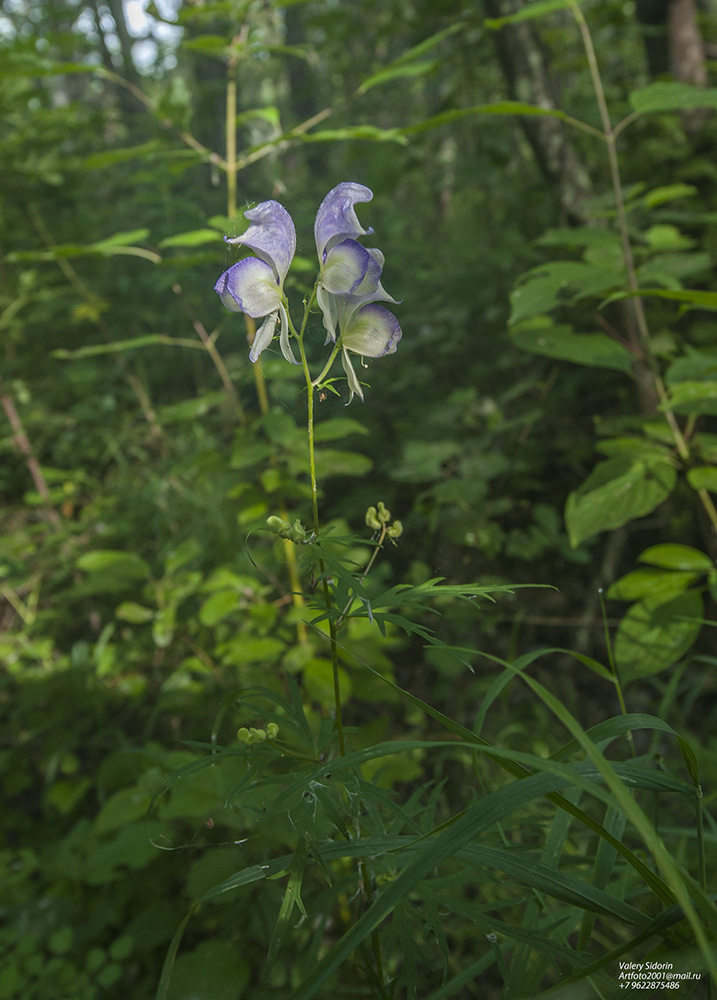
[
  {"left": 214, "top": 199, "right": 298, "bottom": 364},
  {"left": 315, "top": 182, "right": 401, "bottom": 401}
]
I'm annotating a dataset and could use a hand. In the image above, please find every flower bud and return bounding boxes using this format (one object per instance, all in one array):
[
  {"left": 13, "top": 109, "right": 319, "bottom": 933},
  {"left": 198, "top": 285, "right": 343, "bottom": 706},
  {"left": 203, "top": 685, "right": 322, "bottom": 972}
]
[
  {"left": 266, "top": 722, "right": 279, "bottom": 739},
  {"left": 237, "top": 727, "right": 252, "bottom": 744},
  {"left": 287, "top": 519, "right": 307, "bottom": 543},
  {"left": 250, "top": 727, "right": 267, "bottom": 742},
  {"left": 267, "top": 515, "right": 291, "bottom": 535},
  {"left": 387, "top": 519, "right": 403, "bottom": 539},
  {"left": 365, "top": 506, "right": 381, "bottom": 530},
  {"left": 377, "top": 501, "right": 391, "bottom": 524}
]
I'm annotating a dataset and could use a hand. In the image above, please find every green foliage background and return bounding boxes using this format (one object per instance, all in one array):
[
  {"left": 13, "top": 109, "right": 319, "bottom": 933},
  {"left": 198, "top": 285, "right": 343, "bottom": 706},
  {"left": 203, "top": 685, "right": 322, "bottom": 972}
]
[{"left": 2, "top": 0, "right": 717, "bottom": 997}]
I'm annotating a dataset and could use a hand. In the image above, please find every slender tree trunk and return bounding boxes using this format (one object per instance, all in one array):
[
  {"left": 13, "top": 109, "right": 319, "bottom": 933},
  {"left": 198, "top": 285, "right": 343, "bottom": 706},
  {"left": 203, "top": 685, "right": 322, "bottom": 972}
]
[{"left": 483, "top": 0, "right": 592, "bottom": 223}]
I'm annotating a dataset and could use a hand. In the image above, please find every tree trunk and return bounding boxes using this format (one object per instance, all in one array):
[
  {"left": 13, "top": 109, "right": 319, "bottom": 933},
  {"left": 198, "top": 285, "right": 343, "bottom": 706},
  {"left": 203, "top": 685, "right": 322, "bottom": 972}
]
[{"left": 483, "top": 0, "right": 592, "bottom": 223}]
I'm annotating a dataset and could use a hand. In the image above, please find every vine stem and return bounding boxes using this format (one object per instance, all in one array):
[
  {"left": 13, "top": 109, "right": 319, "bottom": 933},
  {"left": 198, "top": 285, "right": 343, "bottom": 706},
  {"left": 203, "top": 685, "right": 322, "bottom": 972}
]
[{"left": 569, "top": 1, "right": 717, "bottom": 536}]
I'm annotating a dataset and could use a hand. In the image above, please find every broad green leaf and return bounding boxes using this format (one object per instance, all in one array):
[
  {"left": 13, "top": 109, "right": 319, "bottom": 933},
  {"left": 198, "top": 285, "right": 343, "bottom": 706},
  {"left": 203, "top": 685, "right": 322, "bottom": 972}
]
[
  {"left": 565, "top": 457, "right": 677, "bottom": 548},
  {"left": 509, "top": 262, "right": 622, "bottom": 324},
  {"left": 314, "top": 449, "right": 373, "bottom": 478},
  {"left": 638, "top": 544, "right": 713, "bottom": 572},
  {"left": 644, "top": 224, "right": 695, "bottom": 251},
  {"left": 485, "top": 0, "right": 579, "bottom": 29},
  {"left": 115, "top": 602, "right": 155, "bottom": 624},
  {"left": 159, "top": 229, "right": 221, "bottom": 249},
  {"left": 687, "top": 466, "right": 717, "bottom": 493},
  {"left": 510, "top": 319, "right": 633, "bottom": 373},
  {"left": 535, "top": 226, "right": 619, "bottom": 252},
  {"left": 629, "top": 81, "right": 717, "bottom": 115},
  {"left": 636, "top": 251, "right": 711, "bottom": 289},
  {"left": 164, "top": 940, "right": 249, "bottom": 1000},
  {"left": 665, "top": 347, "right": 717, "bottom": 385},
  {"left": 607, "top": 568, "right": 699, "bottom": 602},
  {"left": 661, "top": 380, "right": 717, "bottom": 415},
  {"left": 312, "top": 417, "right": 368, "bottom": 442},
  {"left": 615, "top": 591, "right": 704, "bottom": 684},
  {"left": 77, "top": 550, "right": 151, "bottom": 580},
  {"left": 199, "top": 591, "right": 239, "bottom": 627}
]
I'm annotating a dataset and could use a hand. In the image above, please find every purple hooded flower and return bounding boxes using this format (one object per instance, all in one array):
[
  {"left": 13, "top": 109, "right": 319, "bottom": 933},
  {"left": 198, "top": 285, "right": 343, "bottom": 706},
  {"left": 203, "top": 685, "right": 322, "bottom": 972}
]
[
  {"left": 315, "top": 183, "right": 401, "bottom": 401},
  {"left": 214, "top": 200, "right": 298, "bottom": 364}
]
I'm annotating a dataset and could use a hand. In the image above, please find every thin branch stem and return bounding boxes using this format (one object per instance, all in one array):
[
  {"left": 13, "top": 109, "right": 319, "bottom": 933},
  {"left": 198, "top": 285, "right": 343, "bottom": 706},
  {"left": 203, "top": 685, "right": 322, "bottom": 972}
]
[{"left": 569, "top": 0, "right": 717, "bottom": 534}]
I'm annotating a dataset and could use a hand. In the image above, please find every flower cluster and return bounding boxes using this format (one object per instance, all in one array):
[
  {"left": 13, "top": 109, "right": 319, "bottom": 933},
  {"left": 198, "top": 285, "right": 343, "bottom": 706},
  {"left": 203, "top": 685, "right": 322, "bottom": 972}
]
[{"left": 214, "top": 182, "right": 401, "bottom": 402}]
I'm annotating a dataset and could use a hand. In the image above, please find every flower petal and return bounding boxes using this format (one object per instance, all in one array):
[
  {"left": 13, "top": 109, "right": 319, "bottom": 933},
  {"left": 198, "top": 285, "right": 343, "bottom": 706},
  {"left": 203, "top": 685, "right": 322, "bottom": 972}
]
[
  {"left": 224, "top": 200, "right": 296, "bottom": 283},
  {"left": 321, "top": 239, "right": 370, "bottom": 295},
  {"left": 214, "top": 268, "right": 244, "bottom": 313},
  {"left": 317, "top": 284, "right": 339, "bottom": 343},
  {"left": 215, "top": 257, "right": 282, "bottom": 318},
  {"left": 341, "top": 348, "right": 364, "bottom": 404},
  {"left": 278, "top": 303, "right": 300, "bottom": 365},
  {"left": 249, "top": 311, "right": 279, "bottom": 363},
  {"left": 342, "top": 303, "right": 402, "bottom": 358},
  {"left": 314, "top": 182, "right": 373, "bottom": 261}
]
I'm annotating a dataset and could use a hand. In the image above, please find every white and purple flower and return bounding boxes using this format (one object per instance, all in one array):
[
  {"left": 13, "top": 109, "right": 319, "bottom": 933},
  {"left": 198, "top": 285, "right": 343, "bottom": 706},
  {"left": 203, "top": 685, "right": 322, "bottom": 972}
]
[
  {"left": 214, "top": 199, "right": 298, "bottom": 364},
  {"left": 214, "top": 183, "right": 401, "bottom": 400},
  {"left": 315, "top": 183, "right": 402, "bottom": 401}
]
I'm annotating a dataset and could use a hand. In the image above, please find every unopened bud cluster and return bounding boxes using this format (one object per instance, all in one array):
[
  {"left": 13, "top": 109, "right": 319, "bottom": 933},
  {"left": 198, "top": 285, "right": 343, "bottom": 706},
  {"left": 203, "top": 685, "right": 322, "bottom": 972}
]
[
  {"left": 365, "top": 501, "right": 403, "bottom": 540},
  {"left": 266, "top": 515, "right": 308, "bottom": 543},
  {"left": 237, "top": 722, "right": 280, "bottom": 745}
]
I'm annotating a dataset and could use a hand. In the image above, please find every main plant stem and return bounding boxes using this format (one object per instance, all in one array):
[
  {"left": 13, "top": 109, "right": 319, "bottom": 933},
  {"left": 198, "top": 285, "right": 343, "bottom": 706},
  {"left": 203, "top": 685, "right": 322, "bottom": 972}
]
[
  {"left": 570, "top": 1, "right": 717, "bottom": 536},
  {"left": 297, "top": 296, "right": 346, "bottom": 755}
]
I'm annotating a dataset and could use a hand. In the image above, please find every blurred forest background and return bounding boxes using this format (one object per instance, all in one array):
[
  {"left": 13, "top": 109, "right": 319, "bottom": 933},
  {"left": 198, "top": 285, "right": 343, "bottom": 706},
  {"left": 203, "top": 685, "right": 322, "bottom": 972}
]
[{"left": 2, "top": 0, "right": 717, "bottom": 997}]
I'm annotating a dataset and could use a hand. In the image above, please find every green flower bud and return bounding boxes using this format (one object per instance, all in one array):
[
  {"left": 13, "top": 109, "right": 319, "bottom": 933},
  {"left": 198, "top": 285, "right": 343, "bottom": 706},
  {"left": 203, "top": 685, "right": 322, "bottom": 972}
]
[
  {"left": 266, "top": 722, "right": 279, "bottom": 739},
  {"left": 377, "top": 501, "right": 391, "bottom": 524},
  {"left": 387, "top": 519, "right": 403, "bottom": 539},
  {"left": 237, "top": 727, "right": 252, "bottom": 744},
  {"left": 287, "top": 519, "right": 307, "bottom": 543},
  {"left": 365, "top": 506, "right": 381, "bottom": 530},
  {"left": 267, "top": 515, "right": 291, "bottom": 535},
  {"left": 249, "top": 727, "right": 267, "bottom": 742}
]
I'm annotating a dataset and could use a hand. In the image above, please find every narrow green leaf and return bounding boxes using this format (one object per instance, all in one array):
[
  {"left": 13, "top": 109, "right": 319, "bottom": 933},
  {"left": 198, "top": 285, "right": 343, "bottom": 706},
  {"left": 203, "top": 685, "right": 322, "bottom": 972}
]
[
  {"left": 155, "top": 906, "right": 198, "bottom": 1000},
  {"left": 630, "top": 81, "right": 717, "bottom": 115},
  {"left": 53, "top": 335, "right": 203, "bottom": 360},
  {"left": 159, "top": 229, "right": 221, "bottom": 249},
  {"left": 357, "top": 59, "right": 439, "bottom": 95},
  {"left": 400, "top": 102, "right": 570, "bottom": 137},
  {"left": 485, "top": 0, "right": 579, "bottom": 29},
  {"left": 642, "top": 184, "right": 697, "bottom": 209}
]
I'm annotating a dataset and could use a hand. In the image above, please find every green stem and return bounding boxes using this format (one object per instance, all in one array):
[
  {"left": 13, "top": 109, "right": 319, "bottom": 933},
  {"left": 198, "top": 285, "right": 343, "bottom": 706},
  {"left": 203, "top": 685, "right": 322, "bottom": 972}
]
[
  {"left": 311, "top": 342, "right": 341, "bottom": 388},
  {"left": 336, "top": 525, "right": 387, "bottom": 629},
  {"left": 297, "top": 294, "right": 345, "bottom": 755}
]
